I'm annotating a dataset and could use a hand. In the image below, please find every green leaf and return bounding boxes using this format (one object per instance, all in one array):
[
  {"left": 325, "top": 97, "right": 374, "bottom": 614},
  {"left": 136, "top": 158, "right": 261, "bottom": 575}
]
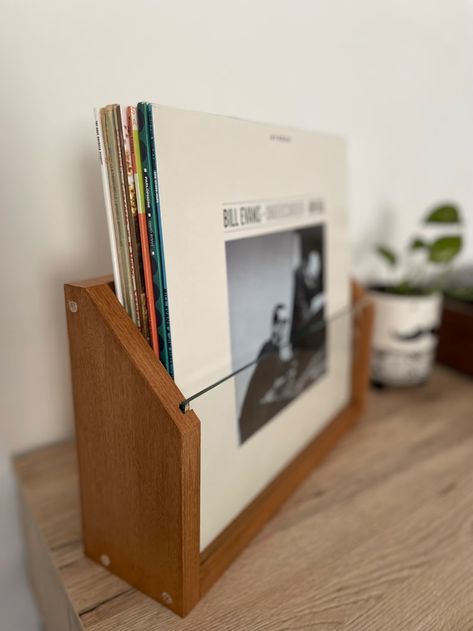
[
  {"left": 410, "top": 237, "right": 427, "bottom": 250},
  {"left": 376, "top": 245, "right": 397, "bottom": 266},
  {"left": 428, "top": 236, "right": 463, "bottom": 263},
  {"left": 425, "top": 204, "right": 461, "bottom": 224}
]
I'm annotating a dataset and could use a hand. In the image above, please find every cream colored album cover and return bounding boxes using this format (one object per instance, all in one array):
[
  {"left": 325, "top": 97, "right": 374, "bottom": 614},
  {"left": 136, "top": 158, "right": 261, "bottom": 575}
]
[{"left": 152, "top": 105, "right": 351, "bottom": 550}]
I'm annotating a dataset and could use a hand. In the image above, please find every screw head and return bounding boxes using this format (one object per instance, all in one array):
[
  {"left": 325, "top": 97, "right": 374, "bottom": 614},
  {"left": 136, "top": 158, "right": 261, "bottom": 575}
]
[
  {"left": 161, "top": 592, "right": 173, "bottom": 605},
  {"left": 100, "top": 554, "right": 111, "bottom": 567},
  {"left": 68, "top": 300, "right": 78, "bottom": 313}
]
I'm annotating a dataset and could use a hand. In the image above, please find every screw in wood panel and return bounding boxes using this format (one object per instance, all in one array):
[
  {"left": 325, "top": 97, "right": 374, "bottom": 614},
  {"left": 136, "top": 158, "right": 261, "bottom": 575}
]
[
  {"left": 161, "top": 592, "right": 173, "bottom": 605},
  {"left": 100, "top": 554, "right": 111, "bottom": 567},
  {"left": 68, "top": 300, "right": 78, "bottom": 313}
]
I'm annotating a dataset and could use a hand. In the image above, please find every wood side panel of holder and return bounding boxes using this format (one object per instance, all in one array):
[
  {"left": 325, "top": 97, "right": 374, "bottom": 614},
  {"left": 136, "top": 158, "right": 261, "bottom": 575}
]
[
  {"left": 65, "top": 277, "right": 373, "bottom": 617},
  {"left": 65, "top": 279, "right": 201, "bottom": 616}
]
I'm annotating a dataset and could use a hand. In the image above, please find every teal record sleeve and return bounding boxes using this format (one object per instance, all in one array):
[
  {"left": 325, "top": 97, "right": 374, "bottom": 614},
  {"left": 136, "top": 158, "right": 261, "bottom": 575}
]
[
  {"left": 146, "top": 103, "right": 174, "bottom": 377},
  {"left": 137, "top": 103, "right": 172, "bottom": 374}
]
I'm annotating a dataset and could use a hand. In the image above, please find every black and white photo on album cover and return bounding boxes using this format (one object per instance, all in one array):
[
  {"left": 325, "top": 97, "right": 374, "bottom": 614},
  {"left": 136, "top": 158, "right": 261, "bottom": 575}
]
[{"left": 225, "top": 224, "right": 327, "bottom": 444}]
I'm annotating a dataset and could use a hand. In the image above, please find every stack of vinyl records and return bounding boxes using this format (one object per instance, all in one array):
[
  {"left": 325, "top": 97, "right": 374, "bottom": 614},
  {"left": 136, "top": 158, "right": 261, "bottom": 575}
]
[
  {"left": 95, "top": 104, "right": 173, "bottom": 375},
  {"left": 95, "top": 102, "right": 352, "bottom": 547}
]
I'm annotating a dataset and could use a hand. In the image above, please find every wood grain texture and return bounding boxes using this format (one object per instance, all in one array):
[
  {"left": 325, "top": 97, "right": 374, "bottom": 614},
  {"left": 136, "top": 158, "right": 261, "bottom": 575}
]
[
  {"left": 336, "top": 545, "right": 473, "bottom": 631},
  {"left": 64, "top": 280, "right": 201, "bottom": 616},
  {"left": 14, "top": 366, "right": 473, "bottom": 630},
  {"left": 351, "top": 281, "right": 374, "bottom": 409}
]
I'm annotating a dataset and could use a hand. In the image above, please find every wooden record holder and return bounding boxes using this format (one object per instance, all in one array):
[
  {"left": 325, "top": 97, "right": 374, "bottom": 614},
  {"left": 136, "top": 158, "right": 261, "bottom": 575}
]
[{"left": 64, "top": 277, "right": 373, "bottom": 617}]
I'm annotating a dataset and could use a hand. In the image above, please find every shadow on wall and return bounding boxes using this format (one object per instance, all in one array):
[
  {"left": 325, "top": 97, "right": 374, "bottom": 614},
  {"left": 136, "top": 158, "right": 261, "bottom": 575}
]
[{"left": 44, "top": 143, "right": 113, "bottom": 439}]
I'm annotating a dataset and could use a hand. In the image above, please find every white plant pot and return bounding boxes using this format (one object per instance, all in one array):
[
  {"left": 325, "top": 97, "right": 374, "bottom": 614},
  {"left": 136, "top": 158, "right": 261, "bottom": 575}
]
[{"left": 369, "top": 289, "right": 442, "bottom": 386}]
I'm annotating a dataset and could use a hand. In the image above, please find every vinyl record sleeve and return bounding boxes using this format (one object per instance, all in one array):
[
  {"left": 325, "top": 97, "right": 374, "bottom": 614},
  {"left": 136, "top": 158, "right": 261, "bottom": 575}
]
[
  {"left": 137, "top": 103, "right": 172, "bottom": 372},
  {"left": 99, "top": 106, "right": 136, "bottom": 318},
  {"left": 119, "top": 105, "right": 149, "bottom": 341},
  {"left": 128, "top": 106, "right": 160, "bottom": 354},
  {"left": 94, "top": 109, "right": 123, "bottom": 305},
  {"left": 151, "top": 105, "right": 352, "bottom": 550}
]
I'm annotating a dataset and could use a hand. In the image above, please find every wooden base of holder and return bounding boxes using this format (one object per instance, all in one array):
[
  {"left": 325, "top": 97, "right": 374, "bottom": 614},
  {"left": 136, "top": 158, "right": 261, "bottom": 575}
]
[{"left": 65, "top": 277, "right": 373, "bottom": 616}]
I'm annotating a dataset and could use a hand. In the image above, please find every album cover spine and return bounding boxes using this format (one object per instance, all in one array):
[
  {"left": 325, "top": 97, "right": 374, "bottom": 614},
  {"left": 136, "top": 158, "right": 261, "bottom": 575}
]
[
  {"left": 147, "top": 104, "right": 174, "bottom": 377},
  {"left": 113, "top": 105, "right": 141, "bottom": 330},
  {"left": 100, "top": 106, "right": 135, "bottom": 317},
  {"left": 94, "top": 109, "right": 123, "bottom": 305},
  {"left": 119, "top": 105, "right": 150, "bottom": 343},
  {"left": 128, "top": 105, "right": 159, "bottom": 354},
  {"left": 137, "top": 102, "right": 171, "bottom": 373}
]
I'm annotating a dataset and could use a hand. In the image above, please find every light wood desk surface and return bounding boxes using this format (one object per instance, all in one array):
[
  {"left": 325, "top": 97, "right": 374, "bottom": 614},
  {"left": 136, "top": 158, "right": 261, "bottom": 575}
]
[{"left": 15, "top": 366, "right": 473, "bottom": 630}]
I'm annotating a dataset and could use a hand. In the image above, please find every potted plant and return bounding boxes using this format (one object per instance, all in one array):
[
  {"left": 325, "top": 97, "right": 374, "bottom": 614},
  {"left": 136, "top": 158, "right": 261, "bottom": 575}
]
[{"left": 371, "top": 203, "right": 463, "bottom": 387}]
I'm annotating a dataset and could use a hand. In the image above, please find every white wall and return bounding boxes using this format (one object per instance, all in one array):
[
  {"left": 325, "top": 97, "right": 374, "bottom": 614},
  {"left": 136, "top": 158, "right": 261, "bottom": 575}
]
[{"left": 1, "top": 0, "right": 472, "bottom": 628}]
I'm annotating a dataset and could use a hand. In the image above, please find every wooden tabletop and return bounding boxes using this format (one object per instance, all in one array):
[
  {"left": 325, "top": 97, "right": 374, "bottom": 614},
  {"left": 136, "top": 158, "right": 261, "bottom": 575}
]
[{"left": 15, "top": 366, "right": 473, "bottom": 630}]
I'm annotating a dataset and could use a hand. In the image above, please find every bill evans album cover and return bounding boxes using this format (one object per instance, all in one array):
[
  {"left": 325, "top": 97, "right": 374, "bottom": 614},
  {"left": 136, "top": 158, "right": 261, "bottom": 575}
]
[
  {"left": 151, "top": 106, "right": 351, "bottom": 550},
  {"left": 97, "top": 103, "right": 351, "bottom": 549}
]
